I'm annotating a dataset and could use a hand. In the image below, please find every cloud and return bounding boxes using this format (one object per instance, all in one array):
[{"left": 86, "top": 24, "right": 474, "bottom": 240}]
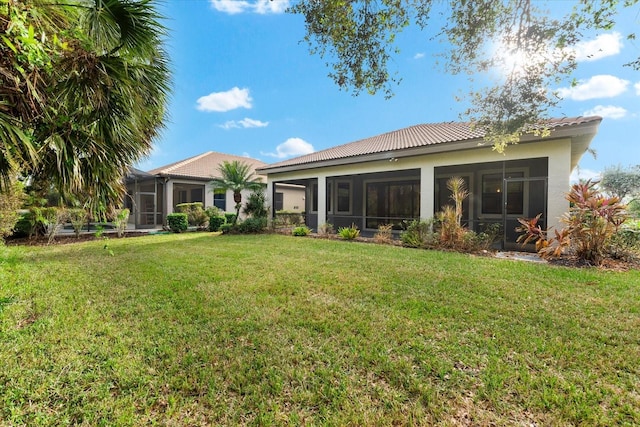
[
  {"left": 262, "top": 137, "right": 315, "bottom": 159},
  {"left": 583, "top": 105, "right": 628, "bottom": 119},
  {"left": 557, "top": 75, "right": 629, "bottom": 101},
  {"left": 572, "top": 32, "right": 623, "bottom": 62},
  {"left": 219, "top": 118, "right": 269, "bottom": 130},
  {"left": 413, "top": 52, "right": 425, "bottom": 60},
  {"left": 635, "top": 82, "right": 640, "bottom": 96},
  {"left": 571, "top": 168, "right": 601, "bottom": 184},
  {"left": 196, "top": 87, "right": 252, "bottom": 112},
  {"left": 210, "top": 0, "right": 289, "bottom": 14}
]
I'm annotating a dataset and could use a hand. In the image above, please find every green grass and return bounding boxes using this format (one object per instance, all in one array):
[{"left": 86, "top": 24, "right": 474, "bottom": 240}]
[{"left": 1, "top": 233, "right": 639, "bottom": 426}]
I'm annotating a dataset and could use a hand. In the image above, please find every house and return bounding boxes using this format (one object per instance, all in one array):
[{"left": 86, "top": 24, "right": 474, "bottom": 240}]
[
  {"left": 257, "top": 116, "right": 602, "bottom": 249},
  {"left": 125, "top": 151, "right": 305, "bottom": 229}
]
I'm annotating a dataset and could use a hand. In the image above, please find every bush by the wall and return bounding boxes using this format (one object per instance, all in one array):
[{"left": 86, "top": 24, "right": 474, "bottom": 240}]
[
  {"left": 208, "top": 215, "right": 226, "bottom": 232},
  {"left": 292, "top": 225, "right": 311, "bottom": 236},
  {"left": 238, "top": 217, "right": 267, "bottom": 233},
  {"left": 0, "top": 180, "right": 24, "bottom": 242},
  {"left": 167, "top": 213, "right": 188, "bottom": 233},
  {"left": 400, "top": 220, "right": 437, "bottom": 248},
  {"left": 337, "top": 223, "right": 360, "bottom": 240},
  {"left": 224, "top": 213, "right": 236, "bottom": 225},
  {"left": 220, "top": 223, "right": 234, "bottom": 234},
  {"left": 176, "top": 202, "right": 208, "bottom": 228}
]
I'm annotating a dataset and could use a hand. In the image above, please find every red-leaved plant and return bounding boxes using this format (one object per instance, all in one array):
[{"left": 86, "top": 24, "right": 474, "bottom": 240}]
[{"left": 517, "top": 180, "right": 627, "bottom": 265}]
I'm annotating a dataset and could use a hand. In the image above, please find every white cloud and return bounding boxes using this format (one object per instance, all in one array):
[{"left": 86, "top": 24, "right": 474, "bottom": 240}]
[
  {"left": 413, "top": 52, "right": 425, "bottom": 60},
  {"left": 196, "top": 87, "right": 252, "bottom": 112},
  {"left": 583, "top": 105, "right": 628, "bottom": 119},
  {"left": 557, "top": 75, "right": 629, "bottom": 101},
  {"left": 261, "top": 137, "right": 315, "bottom": 159},
  {"left": 210, "top": 0, "right": 289, "bottom": 14},
  {"left": 572, "top": 32, "right": 623, "bottom": 62},
  {"left": 635, "top": 82, "right": 640, "bottom": 96},
  {"left": 219, "top": 118, "right": 269, "bottom": 130},
  {"left": 571, "top": 168, "right": 601, "bottom": 184}
]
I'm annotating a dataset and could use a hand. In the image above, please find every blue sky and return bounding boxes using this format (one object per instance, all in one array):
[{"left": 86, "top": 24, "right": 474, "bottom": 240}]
[{"left": 143, "top": 0, "right": 640, "bottom": 180}]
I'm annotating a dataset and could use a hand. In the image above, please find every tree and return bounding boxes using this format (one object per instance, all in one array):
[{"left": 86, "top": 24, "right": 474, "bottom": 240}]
[
  {"left": 210, "top": 160, "right": 265, "bottom": 225},
  {"left": 289, "top": 0, "right": 638, "bottom": 150},
  {"left": 600, "top": 165, "right": 640, "bottom": 201},
  {"left": 0, "top": 0, "right": 170, "bottom": 216}
]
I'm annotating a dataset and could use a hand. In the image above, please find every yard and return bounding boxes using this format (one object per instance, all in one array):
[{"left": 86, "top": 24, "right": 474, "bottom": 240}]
[{"left": 0, "top": 233, "right": 639, "bottom": 425}]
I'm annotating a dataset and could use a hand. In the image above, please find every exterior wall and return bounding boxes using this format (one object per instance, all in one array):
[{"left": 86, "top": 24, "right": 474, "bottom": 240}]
[{"left": 265, "top": 138, "right": 573, "bottom": 234}]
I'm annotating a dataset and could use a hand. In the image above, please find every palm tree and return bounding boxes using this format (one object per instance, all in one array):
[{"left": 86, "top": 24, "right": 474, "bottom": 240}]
[
  {"left": 1, "top": 0, "right": 170, "bottom": 216},
  {"left": 210, "top": 160, "right": 265, "bottom": 225}
]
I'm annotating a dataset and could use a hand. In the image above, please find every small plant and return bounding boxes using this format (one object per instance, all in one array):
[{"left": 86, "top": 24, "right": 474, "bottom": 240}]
[
  {"left": 292, "top": 225, "right": 311, "bottom": 236},
  {"left": 33, "top": 207, "right": 67, "bottom": 245},
  {"left": 67, "top": 208, "right": 87, "bottom": 238},
  {"left": 337, "top": 223, "right": 360, "bottom": 240},
  {"left": 220, "top": 223, "right": 234, "bottom": 234},
  {"left": 224, "top": 213, "right": 237, "bottom": 225},
  {"left": 373, "top": 224, "right": 393, "bottom": 244},
  {"left": 318, "top": 222, "right": 334, "bottom": 236},
  {"left": 208, "top": 215, "right": 226, "bottom": 232},
  {"left": 113, "top": 208, "right": 130, "bottom": 238},
  {"left": 400, "top": 219, "right": 437, "bottom": 248},
  {"left": 0, "top": 179, "right": 24, "bottom": 243},
  {"left": 167, "top": 213, "right": 188, "bottom": 233}
]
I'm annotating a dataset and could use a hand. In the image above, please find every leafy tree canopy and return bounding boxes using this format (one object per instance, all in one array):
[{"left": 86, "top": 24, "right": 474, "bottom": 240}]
[
  {"left": 289, "top": 0, "right": 639, "bottom": 151},
  {"left": 0, "top": 0, "right": 170, "bottom": 215},
  {"left": 600, "top": 164, "right": 640, "bottom": 201}
]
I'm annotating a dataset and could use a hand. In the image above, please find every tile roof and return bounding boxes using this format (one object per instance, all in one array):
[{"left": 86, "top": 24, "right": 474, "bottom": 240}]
[
  {"left": 259, "top": 116, "right": 602, "bottom": 172},
  {"left": 148, "top": 151, "right": 267, "bottom": 180}
]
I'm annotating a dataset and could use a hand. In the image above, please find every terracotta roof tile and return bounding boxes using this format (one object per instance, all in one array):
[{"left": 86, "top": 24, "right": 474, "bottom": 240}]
[
  {"left": 148, "top": 151, "right": 267, "bottom": 180},
  {"left": 259, "top": 116, "right": 602, "bottom": 171}
]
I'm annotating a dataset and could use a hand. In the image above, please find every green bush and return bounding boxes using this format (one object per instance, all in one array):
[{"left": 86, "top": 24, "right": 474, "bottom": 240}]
[
  {"left": 224, "top": 213, "right": 237, "bottom": 225},
  {"left": 114, "top": 208, "right": 130, "bottom": 238},
  {"left": 167, "top": 213, "right": 188, "bottom": 233},
  {"left": 400, "top": 220, "right": 437, "bottom": 248},
  {"left": 208, "top": 215, "right": 226, "bottom": 232},
  {"left": 337, "top": 223, "right": 360, "bottom": 240},
  {"left": 220, "top": 223, "right": 234, "bottom": 234},
  {"left": 67, "top": 208, "right": 87, "bottom": 238},
  {"left": 176, "top": 202, "right": 208, "bottom": 228},
  {"left": 292, "top": 225, "right": 311, "bottom": 236},
  {"left": 237, "top": 217, "right": 267, "bottom": 233},
  {"left": 0, "top": 180, "right": 25, "bottom": 242},
  {"left": 12, "top": 213, "right": 32, "bottom": 238},
  {"left": 243, "top": 190, "right": 268, "bottom": 219}
]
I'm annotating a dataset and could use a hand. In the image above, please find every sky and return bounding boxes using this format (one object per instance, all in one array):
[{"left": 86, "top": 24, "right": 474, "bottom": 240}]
[{"left": 142, "top": 0, "right": 640, "bottom": 181}]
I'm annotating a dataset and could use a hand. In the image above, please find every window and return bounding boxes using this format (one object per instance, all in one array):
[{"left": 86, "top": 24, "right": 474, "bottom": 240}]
[
  {"left": 336, "top": 181, "right": 351, "bottom": 213},
  {"left": 310, "top": 183, "right": 318, "bottom": 212},
  {"left": 482, "top": 172, "right": 524, "bottom": 215},
  {"left": 213, "top": 188, "right": 226, "bottom": 210},
  {"left": 365, "top": 180, "right": 420, "bottom": 229},
  {"left": 275, "top": 192, "right": 284, "bottom": 211},
  {"left": 326, "top": 182, "right": 332, "bottom": 213}
]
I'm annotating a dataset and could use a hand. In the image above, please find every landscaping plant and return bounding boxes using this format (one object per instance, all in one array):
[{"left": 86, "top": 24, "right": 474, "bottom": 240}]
[
  {"left": 113, "top": 209, "right": 130, "bottom": 238},
  {"left": 167, "top": 213, "right": 188, "bottom": 233},
  {"left": 0, "top": 179, "right": 24, "bottom": 243},
  {"left": 373, "top": 223, "right": 393, "bottom": 244},
  {"left": 337, "top": 223, "right": 360, "bottom": 240},
  {"left": 292, "top": 225, "right": 311, "bottom": 236},
  {"left": 67, "top": 208, "right": 87, "bottom": 238},
  {"left": 517, "top": 180, "right": 627, "bottom": 265}
]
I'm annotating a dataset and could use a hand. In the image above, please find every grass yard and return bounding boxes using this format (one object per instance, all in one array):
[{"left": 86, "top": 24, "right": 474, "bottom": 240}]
[{"left": 0, "top": 233, "right": 639, "bottom": 426}]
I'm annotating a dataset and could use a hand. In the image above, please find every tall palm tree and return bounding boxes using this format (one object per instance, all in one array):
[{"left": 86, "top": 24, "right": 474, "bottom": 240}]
[
  {"left": 1, "top": 0, "right": 170, "bottom": 216},
  {"left": 210, "top": 160, "right": 264, "bottom": 225}
]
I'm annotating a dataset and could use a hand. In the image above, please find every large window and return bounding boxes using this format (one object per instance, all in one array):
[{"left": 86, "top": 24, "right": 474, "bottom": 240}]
[
  {"left": 275, "top": 192, "right": 284, "bottom": 211},
  {"left": 213, "top": 188, "right": 226, "bottom": 210},
  {"left": 336, "top": 181, "right": 351, "bottom": 214},
  {"left": 366, "top": 180, "right": 419, "bottom": 229}
]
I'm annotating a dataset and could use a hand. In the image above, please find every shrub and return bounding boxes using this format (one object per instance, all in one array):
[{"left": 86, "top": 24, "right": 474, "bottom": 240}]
[
  {"left": 318, "top": 222, "right": 334, "bottom": 236},
  {"left": 517, "top": 180, "right": 627, "bottom": 265},
  {"left": 607, "top": 221, "right": 640, "bottom": 262},
  {"left": 373, "top": 224, "right": 393, "bottom": 244},
  {"left": 67, "top": 208, "right": 87, "bottom": 238},
  {"left": 338, "top": 223, "right": 360, "bottom": 240},
  {"left": 167, "top": 213, "right": 188, "bottom": 233},
  {"left": 176, "top": 202, "right": 208, "bottom": 228},
  {"left": 208, "top": 215, "right": 226, "bottom": 232},
  {"left": 400, "top": 219, "right": 437, "bottom": 248},
  {"left": 0, "top": 180, "right": 24, "bottom": 243},
  {"left": 237, "top": 217, "right": 267, "bottom": 233},
  {"left": 12, "top": 213, "right": 32, "bottom": 238},
  {"left": 243, "top": 190, "right": 268, "bottom": 219},
  {"left": 32, "top": 207, "right": 67, "bottom": 245},
  {"left": 275, "top": 211, "right": 304, "bottom": 227},
  {"left": 114, "top": 209, "right": 130, "bottom": 238},
  {"left": 220, "top": 223, "right": 234, "bottom": 234},
  {"left": 292, "top": 225, "right": 311, "bottom": 236},
  {"left": 224, "top": 213, "right": 237, "bottom": 225}
]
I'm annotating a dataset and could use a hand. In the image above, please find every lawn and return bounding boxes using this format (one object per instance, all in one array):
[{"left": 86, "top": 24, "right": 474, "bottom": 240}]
[{"left": 1, "top": 233, "right": 639, "bottom": 426}]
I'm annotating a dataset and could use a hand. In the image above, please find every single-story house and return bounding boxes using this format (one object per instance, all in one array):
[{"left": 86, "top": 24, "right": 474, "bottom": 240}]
[
  {"left": 125, "top": 151, "right": 305, "bottom": 228},
  {"left": 257, "top": 116, "right": 602, "bottom": 249}
]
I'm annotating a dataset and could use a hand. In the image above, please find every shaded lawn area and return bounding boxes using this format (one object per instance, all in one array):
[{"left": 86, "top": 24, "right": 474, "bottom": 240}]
[{"left": 0, "top": 233, "right": 639, "bottom": 426}]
